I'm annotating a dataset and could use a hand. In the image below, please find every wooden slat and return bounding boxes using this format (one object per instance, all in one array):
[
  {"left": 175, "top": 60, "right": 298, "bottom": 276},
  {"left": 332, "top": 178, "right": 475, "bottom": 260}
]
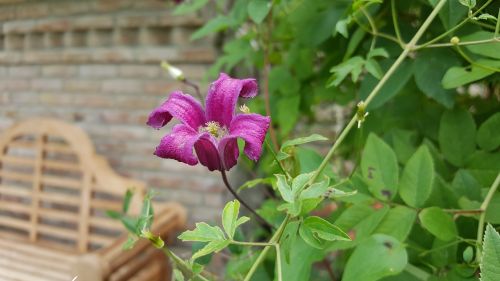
[
  {"left": 43, "top": 159, "right": 81, "bottom": 172},
  {"left": 91, "top": 199, "right": 122, "bottom": 210},
  {"left": 6, "top": 140, "right": 36, "bottom": 150},
  {"left": 37, "top": 224, "right": 78, "bottom": 240},
  {"left": 38, "top": 192, "right": 80, "bottom": 205},
  {"left": 0, "top": 170, "right": 33, "bottom": 182},
  {"left": 0, "top": 185, "right": 32, "bottom": 198},
  {"left": 38, "top": 208, "right": 79, "bottom": 222},
  {"left": 0, "top": 155, "right": 35, "bottom": 167},
  {"left": 29, "top": 134, "right": 44, "bottom": 241},
  {"left": 0, "top": 201, "right": 31, "bottom": 214},
  {"left": 44, "top": 142, "right": 74, "bottom": 154},
  {"left": 89, "top": 233, "right": 116, "bottom": 246},
  {"left": 0, "top": 216, "right": 30, "bottom": 230},
  {"left": 90, "top": 216, "right": 123, "bottom": 230},
  {"left": 41, "top": 175, "right": 82, "bottom": 189},
  {"left": 0, "top": 255, "right": 71, "bottom": 281}
]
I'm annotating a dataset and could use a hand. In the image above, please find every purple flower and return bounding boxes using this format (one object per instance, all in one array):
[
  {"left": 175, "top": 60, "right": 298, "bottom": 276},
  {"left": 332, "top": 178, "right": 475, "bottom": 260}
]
[{"left": 147, "top": 73, "right": 271, "bottom": 171}]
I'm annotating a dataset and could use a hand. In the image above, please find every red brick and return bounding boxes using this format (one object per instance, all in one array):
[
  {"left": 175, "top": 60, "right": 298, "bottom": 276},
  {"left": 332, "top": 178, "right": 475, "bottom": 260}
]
[
  {"left": 79, "top": 65, "right": 117, "bottom": 77},
  {"left": 102, "top": 79, "right": 143, "bottom": 93},
  {"left": 31, "top": 79, "right": 62, "bottom": 91},
  {"left": 42, "top": 65, "right": 78, "bottom": 77},
  {"left": 8, "top": 66, "right": 40, "bottom": 78},
  {"left": 64, "top": 79, "right": 102, "bottom": 92},
  {"left": 118, "top": 65, "right": 160, "bottom": 78}
]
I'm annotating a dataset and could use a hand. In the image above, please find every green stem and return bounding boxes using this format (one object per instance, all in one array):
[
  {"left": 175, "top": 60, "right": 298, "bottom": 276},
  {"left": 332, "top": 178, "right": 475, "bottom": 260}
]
[
  {"left": 495, "top": 8, "right": 500, "bottom": 38},
  {"left": 243, "top": 215, "right": 290, "bottom": 281},
  {"left": 391, "top": 0, "right": 405, "bottom": 45},
  {"left": 404, "top": 264, "right": 431, "bottom": 281},
  {"left": 309, "top": 0, "right": 448, "bottom": 185},
  {"left": 418, "top": 239, "right": 461, "bottom": 257},
  {"left": 417, "top": 0, "right": 494, "bottom": 49},
  {"left": 420, "top": 37, "right": 499, "bottom": 49},
  {"left": 275, "top": 243, "right": 283, "bottom": 281},
  {"left": 230, "top": 240, "right": 276, "bottom": 247},
  {"left": 455, "top": 45, "right": 500, "bottom": 72},
  {"left": 161, "top": 247, "right": 212, "bottom": 281},
  {"left": 475, "top": 172, "right": 500, "bottom": 263},
  {"left": 265, "top": 138, "right": 290, "bottom": 179},
  {"left": 352, "top": 14, "right": 402, "bottom": 46},
  {"left": 361, "top": 7, "right": 378, "bottom": 50}
]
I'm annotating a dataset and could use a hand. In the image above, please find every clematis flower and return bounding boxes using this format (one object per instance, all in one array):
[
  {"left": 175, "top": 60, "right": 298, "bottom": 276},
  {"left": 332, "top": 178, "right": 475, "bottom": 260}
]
[{"left": 147, "top": 73, "right": 271, "bottom": 171}]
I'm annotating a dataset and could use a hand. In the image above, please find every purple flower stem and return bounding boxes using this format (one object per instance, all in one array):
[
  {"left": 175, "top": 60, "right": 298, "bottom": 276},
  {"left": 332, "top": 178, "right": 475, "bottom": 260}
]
[
  {"left": 220, "top": 169, "right": 273, "bottom": 231},
  {"left": 183, "top": 79, "right": 204, "bottom": 105}
]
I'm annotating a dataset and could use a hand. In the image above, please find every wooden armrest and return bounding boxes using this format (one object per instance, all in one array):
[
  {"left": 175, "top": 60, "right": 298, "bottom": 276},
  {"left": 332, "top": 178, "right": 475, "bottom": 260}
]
[{"left": 97, "top": 202, "right": 187, "bottom": 278}]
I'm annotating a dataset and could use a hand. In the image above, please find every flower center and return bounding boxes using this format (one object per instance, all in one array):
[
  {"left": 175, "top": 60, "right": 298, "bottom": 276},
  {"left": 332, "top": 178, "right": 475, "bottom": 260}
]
[{"left": 201, "top": 121, "right": 227, "bottom": 138}]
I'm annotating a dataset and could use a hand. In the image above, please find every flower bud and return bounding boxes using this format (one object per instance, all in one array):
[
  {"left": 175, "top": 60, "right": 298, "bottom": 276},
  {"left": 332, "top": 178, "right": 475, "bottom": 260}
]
[
  {"left": 450, "top": 36, "right": 460, "bottom": 45},
  {"left": 161, "top": 61, "right": 185, "bottom": 81}
]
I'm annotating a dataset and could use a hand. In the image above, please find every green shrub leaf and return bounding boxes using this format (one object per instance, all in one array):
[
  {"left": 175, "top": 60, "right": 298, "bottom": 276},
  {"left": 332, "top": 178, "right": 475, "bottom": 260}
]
[
  {"left": 477, "top": 112, "right": 500, "bottom": 151},
  {"left": 419, "top": 207, "right": 457, "bottom": 241},
  {"left": 342, "top": 234, "right": 408, "bottom": 281},
  {"left": 361, "top": 133, "right": 399, "bottom": 200},
  {"left": 399, "top": 146, "right": 435, "bottom": 208},
  {"left": 480, "top": 224, "right": 500, "bottom": 281},
  {"left": 247, "top": 0, "right": 272, "bottom": 24},
  {"left": 439, "top": 108, "right": 476, "bottom": 167},
  {"left": 178, "top": 222, "right": 226, "bottom": 242}
]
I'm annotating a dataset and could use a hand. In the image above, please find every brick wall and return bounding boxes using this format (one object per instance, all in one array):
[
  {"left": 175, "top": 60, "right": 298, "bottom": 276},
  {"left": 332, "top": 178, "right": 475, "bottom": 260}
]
[{"left": 0, "top": 0, "right": 229, "bottom": 225}]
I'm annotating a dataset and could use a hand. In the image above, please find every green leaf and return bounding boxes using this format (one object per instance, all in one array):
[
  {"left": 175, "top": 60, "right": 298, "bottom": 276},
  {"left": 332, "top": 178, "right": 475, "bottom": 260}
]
[
  {"left": 375, "top": 206, "right": 417, "bottom": 241},
  {"left": 291, "top": 173, "right": 314, "bottom": 194},
  {"left": 277, "top": 134, "right": 328, "bottom": 161},
  {"left": 458, "top": 0, "right": 476, "bottom": 8},
  {"left": 463, "top": 246, "right": 474, "bottom": 263},
  {"left": 303, "top": 216, "right": 351, "bottom": 241},
  {"left": 399, "top": 146, "right": 435, "bottom": 208},
  {"left": 343, "top": 234, "right": 408, "bottom": 281},
  {"left": 367, "top": 48, "right": 389, "bottom": 59},
  {"left": 247, "top": 0, "right": 272, "bottom": 24},
  {"left": 122, "top": 236, "right": 137, "bottom": 250},
  {"left": 344, "top": 27, "right": 366, "bottom": 60},
  {"left": 276, "top": 95, "right": 300, "bottom": 135},
  {"left": 300, "top": 180, "right": 329, "bottom": 200},
  {"left": 178, "top": 222, "right": 226, "bottom": 242},
  {"left": 299, "top": 216, "right": 350, "bottom": 249},
  {"left": 437, "top": 0, "right": 468, "bottom": 29},
  {"left": 419, "top": 207, "right": 457, "bottom": 241},
  {"left": 365, "top": 59, "right": 384, "bottom": 80},
  {"left": 190, "top": 16, "right": 232, "bottom": 40},
  {"left": 328, "top": 56, "right": 365, "bottom": 87},
  {"left": 281, "top": 235, "right": 324, "bottom": 281},
  {"left": 335, "top": 18, "right": 349, "bottom": 38},
  {"left": 123, "top": 189, "right": 133, "bottom": 213},
  {"left": 281, "top": 221, "right": 300, "bottom": 264},
  {"left": 222, "top": 200, "right": 248, "bottom": 239},
  {"left": 452, "top": 169, "right": 483, "bottom": 201},
  {"left": 477, "top": 112, "right": 500, "bottom": 151},
  {"left": 237, "top": 177, "right": 273, "bottom": 192},
  {"left": 276, "top": 174, "right": 294, "bottom": 203},
  {"left": 439, "top": 108, "right": 476, "bottom": 167},
  {"left": 414, "top": 48, "right": 458, "bottom": 108},
  {"left": 475, "top": 13, "right": 497, "bottom": 21},
  {"left": 106, "top": 210, "right": 122, "bottom": 220},
  {"left": 359, "top": 59, "right": 414, "bottom": 109},
  {"left": 462, "top": 31, "right": 500, "bottom": 59},
  {"left": 442, "top": 62, "right": 496, "bottom": 89},
  {"left": 173, "top": 269, "right": 185, "bottom": 281},
  {"left": 361, "top": 133, "right": 399, "bottom": 200},
  {"left": 480, "top": 224, "right": 500, "bottom": 281},
  {"left": 191, "top": 240, "right": 230, "bottom": 261},
  {"left": 173, "top": 0, "right": 209, "bottom": 15}
]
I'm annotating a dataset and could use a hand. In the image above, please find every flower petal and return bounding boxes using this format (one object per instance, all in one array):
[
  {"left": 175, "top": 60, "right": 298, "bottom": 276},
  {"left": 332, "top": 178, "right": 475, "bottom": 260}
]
[
  {"left": 221, "top": 113, "right": 270, "bottom": 164},
  {"left": 147, "top": 91, "right": 205, "bottom": 130},
  {"left": 154, "top": 124, "right": 204, "bottom": 165},
  {"left": 205, "top": 73, "right": 258, "bottom": 127},
  {"left": 218, "top": 138, "right": 240, "bottom": 171},
  {"left": 194, "top": 135, "right": 222, "bottom": 171}
]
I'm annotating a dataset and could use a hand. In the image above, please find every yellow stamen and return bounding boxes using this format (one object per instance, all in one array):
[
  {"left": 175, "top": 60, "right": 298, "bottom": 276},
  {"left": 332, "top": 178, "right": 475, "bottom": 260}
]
[{"left": 239, "top": 104, "right": 251, "bottom": 114}]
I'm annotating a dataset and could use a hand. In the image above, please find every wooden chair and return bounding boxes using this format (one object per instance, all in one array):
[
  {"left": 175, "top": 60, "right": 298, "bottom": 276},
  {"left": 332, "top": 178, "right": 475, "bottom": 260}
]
[{"left": 0, "top": 118, "right": 186, "bottom": 281}]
